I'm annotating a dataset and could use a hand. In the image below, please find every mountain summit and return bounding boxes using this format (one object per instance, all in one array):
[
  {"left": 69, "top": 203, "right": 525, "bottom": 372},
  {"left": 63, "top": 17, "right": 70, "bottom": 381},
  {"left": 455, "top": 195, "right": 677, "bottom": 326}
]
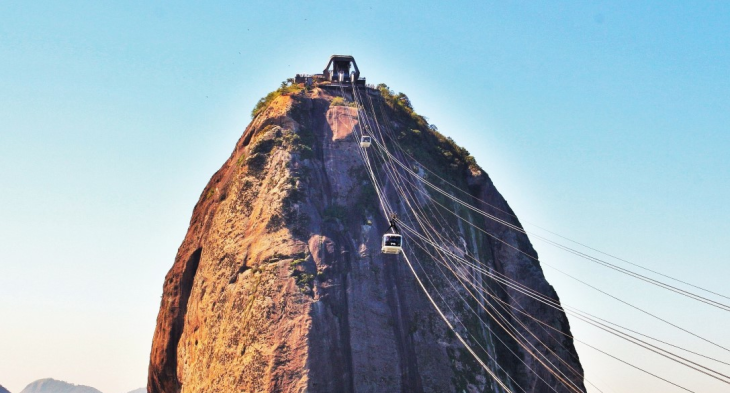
[
  {"left": 148, "top": 59, "right": 584, "bottom": 392},
  {"left": 19, "top": 379, "right": 101, "bottom": 393}
]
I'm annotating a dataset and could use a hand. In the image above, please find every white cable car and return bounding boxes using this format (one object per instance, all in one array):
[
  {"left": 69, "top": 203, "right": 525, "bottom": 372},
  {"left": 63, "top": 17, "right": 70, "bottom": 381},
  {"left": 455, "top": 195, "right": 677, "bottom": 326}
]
[
  {"left": 381, "top": 234, "right": 403, "bottom": 254},
  {"left": 360, "top": 135, "right": 372, "bottom": 148},
  {"left": 381, "top": 214, "right": 403, "bottom": 254}
]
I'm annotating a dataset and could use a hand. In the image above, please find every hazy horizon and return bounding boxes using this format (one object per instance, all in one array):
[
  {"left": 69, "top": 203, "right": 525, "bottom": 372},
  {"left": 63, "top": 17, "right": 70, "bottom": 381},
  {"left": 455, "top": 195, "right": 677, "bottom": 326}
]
[{"left": 9, "top": 377, "right": 143, "bottom": 393}]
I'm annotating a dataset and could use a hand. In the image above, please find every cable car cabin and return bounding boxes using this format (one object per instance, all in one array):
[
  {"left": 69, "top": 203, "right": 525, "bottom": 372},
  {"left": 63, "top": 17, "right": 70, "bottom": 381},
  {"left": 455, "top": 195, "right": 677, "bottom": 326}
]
[
  {"left": 381, "top": 234, "right": 403, "bottom": 254},
  {"left": 360, "top": 135, "right": 372, "bottom": 148}
]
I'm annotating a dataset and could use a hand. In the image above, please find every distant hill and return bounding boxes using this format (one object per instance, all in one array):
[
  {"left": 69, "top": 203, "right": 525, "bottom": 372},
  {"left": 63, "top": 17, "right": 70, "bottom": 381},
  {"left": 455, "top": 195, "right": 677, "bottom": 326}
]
[
  {"left": 0, "top": 383, "right": 11, "bottom": 393},
  {"left": 19, "top": 379, "right": 102, "bottom": 393}
]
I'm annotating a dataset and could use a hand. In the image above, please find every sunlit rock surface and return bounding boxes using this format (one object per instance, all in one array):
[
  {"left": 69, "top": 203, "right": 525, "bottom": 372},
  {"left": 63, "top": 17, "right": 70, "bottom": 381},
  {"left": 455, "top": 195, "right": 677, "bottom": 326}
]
[{"left": 148, "top": 86, "right": 585, "bottom": 393}]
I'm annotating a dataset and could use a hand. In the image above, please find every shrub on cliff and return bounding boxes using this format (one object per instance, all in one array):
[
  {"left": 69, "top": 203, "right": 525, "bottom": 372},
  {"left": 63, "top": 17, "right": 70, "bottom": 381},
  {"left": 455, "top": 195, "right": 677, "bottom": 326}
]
[
  {"left": 330, "top": 96, "right": 357, "bottom": 108},
  {"left": 373, "top": 85, "right": 481, "bottom": 180},
  {"left": 330, "top": 96, "right": 346, "bottom": 107},
  {"left": 251, "top": 80, "right": 303, "bottom": 118},
  {"left": 377, "top": 83, "right": 428, "bottom": 129}
]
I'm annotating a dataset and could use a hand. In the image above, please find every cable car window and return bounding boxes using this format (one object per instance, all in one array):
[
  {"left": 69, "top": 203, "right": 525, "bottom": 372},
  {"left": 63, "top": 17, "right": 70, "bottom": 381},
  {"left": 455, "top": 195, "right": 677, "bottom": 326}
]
[{"left": 385, "top": 236, "right": 401, "bottom": 246}]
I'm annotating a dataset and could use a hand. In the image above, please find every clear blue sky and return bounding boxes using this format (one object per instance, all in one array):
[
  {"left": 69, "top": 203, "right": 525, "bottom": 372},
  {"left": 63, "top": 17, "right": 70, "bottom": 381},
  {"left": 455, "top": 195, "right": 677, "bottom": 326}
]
[{"left": 1, "top": 1, "right": 728, "bottom": 392}]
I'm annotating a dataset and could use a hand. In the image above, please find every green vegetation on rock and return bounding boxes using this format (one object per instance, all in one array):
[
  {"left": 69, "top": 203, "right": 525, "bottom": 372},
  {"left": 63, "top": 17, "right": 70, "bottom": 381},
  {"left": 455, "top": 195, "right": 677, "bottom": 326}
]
[
  {"left": 330, "top": 96, "right": 357, "bottom": 108},
  {"left": 251, "top": 80, "right": 303, "bottom": 118},
  {"left": 330, "top": 96, "right": 346, "bottom": 107},
  {"left": 376, "top": 83, "right": 479, "bottom": 180}
]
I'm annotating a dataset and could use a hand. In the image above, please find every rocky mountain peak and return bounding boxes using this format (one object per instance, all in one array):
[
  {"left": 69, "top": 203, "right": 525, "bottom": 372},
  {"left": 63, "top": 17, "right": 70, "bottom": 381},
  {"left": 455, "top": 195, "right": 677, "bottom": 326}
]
[{"left": 148, "top": 80, "right": 584, "bottom": 392}]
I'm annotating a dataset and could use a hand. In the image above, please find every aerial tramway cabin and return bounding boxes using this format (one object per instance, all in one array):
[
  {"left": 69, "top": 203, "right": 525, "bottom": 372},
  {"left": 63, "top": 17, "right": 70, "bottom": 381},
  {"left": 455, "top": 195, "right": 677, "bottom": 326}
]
[
  {"left": 360, "top": 135, "right": 372, "bottom": 148},
  {"left": 381, "top": 215, "right": 403, "bottom": 254},
  {"left": 381, "top": 234, "right": 403, "bottom": 254}
]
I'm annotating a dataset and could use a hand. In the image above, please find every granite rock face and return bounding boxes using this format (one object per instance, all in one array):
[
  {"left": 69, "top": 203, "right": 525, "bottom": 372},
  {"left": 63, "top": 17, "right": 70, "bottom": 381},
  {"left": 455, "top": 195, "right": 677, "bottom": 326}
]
[{"left": 148, "top": 86, "right": 585, "bottom": 393}]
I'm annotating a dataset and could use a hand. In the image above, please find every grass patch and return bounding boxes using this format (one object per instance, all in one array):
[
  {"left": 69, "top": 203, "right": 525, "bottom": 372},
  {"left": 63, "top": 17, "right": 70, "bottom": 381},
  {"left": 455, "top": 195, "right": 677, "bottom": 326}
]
[
  {"left": 330, "top": 96, "right": 346, "bottom": 107},
  {"left": 330, "top": 96, "right": 357, "bottom": 108}
]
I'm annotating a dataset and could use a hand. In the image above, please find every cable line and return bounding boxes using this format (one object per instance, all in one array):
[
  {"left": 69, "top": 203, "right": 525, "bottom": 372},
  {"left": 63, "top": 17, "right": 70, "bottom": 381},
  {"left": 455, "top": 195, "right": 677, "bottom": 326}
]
[
  {"left": 341, "top": 85, "right": 523, "bottom": 392},
  {"left": 368, "top": 132, "right": 730, "bottom": 312},
  {"left": 347, "top": 86, "right": 568, "bottom": 392},
  {"left": 384, "top": 129, "right": 730, "bottom": 302},
  {"left": 385, "top": 167, "right": 730, "bottom": 359},
  {"left": 340, "top": 84, "right": 729, "bottom": 393}
]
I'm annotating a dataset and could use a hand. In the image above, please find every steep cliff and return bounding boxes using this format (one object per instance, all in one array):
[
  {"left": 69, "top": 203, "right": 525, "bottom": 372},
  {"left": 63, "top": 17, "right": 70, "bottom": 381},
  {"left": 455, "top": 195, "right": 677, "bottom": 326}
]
[{"left": 148, "top": 84, "right": 584, "bottom": 393}]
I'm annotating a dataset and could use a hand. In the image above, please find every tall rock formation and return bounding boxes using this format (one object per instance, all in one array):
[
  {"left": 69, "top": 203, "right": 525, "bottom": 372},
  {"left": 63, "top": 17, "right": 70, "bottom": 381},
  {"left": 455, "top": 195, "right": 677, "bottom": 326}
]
[{"left": 148, "top": 83, "right": 585, "bottom": 393}]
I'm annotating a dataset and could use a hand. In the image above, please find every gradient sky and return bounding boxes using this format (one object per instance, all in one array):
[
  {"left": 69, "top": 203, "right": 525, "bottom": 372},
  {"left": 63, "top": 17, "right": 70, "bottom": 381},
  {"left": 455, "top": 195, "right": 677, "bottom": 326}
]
[{"left": 1, "top": 1, "right": 728, "bottom": 392}]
